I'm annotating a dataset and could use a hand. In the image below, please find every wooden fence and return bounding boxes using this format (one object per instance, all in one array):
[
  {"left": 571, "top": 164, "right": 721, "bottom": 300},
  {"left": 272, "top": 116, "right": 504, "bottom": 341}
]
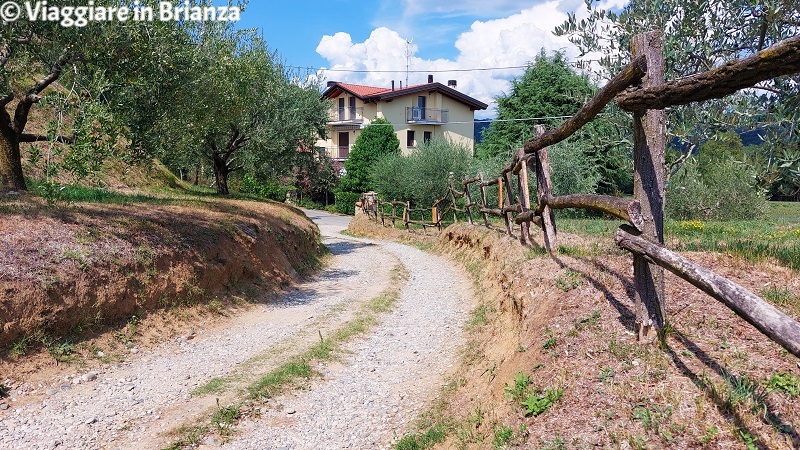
[{"left": 359, "top": 32, "right": 800, "bottom": 357}]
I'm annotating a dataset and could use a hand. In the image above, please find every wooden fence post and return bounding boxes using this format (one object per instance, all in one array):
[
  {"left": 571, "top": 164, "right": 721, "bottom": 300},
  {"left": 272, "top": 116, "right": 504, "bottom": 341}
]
[
  {"left": 478, "top": 173, "right": 491, "bottom": 227},
  {"left": 533, "top": 125, "right": 558, "bottom": 252},
  {"left": 516, "top": 149, "right": 532, "bottom": 245},
  {"left": 463, "top": 182, "right": 475, "bottom": 225},
  {"left": 631, "top": 31, "right": 667, "bottom": 342}
]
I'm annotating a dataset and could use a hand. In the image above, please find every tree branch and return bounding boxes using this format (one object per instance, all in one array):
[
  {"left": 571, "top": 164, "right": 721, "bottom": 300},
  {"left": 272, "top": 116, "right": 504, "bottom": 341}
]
[
  {"left": 523, "top": 55, "right": 647, "bottom": 154},
  {"left": 617, "top": 35, "right": 800, "bottom": 111},
  {"left": 13, "top": 53, "right": 80, "bottom": 134},
  {"left": 19, "top": 133, "right": 75, "bottom": 144}
]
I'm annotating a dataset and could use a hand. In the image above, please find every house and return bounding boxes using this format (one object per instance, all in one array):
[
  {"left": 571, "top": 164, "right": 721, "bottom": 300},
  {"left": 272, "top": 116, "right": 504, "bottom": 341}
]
[{"left": 317, "top": 75, "right": 488, "bottom": 162}]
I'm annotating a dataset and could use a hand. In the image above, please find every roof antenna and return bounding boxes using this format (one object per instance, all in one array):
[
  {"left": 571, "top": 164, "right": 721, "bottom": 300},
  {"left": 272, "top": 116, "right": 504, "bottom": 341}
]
[{"left": 405, "top": 38, "right": 413, "bottom": 87}]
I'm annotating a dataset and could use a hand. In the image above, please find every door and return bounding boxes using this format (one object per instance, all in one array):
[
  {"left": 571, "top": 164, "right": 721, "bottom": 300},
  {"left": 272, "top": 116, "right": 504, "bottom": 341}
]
[
  {"left": 417, "top": 96, "right": 426, "bottom": 121},
  {"left": 338, "top": 132, "right": 349, "bottom": 158},
  {"left": 338, "top": 98, "right": 345, "bottom": 121},
  {"left": 349, "top": 97, "right": 357, "bottom": 120}
]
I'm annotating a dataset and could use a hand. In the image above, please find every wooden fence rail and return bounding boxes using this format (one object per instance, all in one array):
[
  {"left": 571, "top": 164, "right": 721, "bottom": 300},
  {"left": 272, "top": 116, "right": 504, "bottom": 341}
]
[{"left": 358, "top": 32, "right": 800, "bottom": 357}]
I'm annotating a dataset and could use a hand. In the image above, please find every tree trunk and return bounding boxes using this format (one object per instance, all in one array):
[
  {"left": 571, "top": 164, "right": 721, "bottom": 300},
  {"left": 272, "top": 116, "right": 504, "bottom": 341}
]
[
  {"left": 212, "top": 154, "right": 230, "bottom": 195},
  {"left": 0, "top": 114, "right": 26, "bottom": 190},
  {"left": 631, "top": 31, "right": 667, "bottom": 342}
]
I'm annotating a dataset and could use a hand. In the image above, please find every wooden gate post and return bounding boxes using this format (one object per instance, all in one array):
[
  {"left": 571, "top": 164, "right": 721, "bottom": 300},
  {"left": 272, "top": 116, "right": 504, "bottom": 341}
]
[{"left": 631, "top": 31, "right": 667, "bottom": 341}]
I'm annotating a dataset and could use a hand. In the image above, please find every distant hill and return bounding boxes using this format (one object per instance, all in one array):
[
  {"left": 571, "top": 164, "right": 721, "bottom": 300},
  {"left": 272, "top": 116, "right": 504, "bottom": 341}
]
[{"left": 474, "top": 119, "right": 492, "bottom": 144}]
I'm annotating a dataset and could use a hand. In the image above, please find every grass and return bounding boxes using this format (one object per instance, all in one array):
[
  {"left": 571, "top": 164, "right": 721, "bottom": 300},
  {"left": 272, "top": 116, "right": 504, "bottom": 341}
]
[
  {"left": 554, "top": 209, "right": 800, "bottom": 271},
  {"left": 170, "top": 284, "right": 404, "bottom": 448},
  {"left": 395, "top": 425, "right": 448, "bottom": 450},
  {"left": 191, "top": 377, "right": 227, "bottom": 397}
]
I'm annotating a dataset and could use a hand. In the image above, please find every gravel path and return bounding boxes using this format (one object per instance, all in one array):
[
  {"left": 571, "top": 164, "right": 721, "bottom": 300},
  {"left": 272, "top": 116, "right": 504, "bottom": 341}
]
[{"left": 0, "top": 210, "right": 471, "bottom": 450}]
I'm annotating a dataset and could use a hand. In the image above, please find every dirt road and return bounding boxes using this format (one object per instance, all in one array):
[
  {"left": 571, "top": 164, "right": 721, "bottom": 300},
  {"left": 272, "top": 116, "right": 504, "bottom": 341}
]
[{"left": 0, "top": 209, "right": 472, "bottom": 450}]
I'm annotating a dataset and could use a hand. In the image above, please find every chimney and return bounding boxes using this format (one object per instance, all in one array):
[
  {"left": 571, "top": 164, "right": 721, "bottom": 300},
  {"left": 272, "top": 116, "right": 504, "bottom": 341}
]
[
  {"left": 400, "top": 81, "right": 403, "bottom": 88},
  {"left": 427, "top": 74, "right": 434, "bottom": 83},
  {"left": 447, "top": 79, "right": 457, "bottom": 89},
  {"left": 391, "top": 80, "right": 395, "bottom": 91}
]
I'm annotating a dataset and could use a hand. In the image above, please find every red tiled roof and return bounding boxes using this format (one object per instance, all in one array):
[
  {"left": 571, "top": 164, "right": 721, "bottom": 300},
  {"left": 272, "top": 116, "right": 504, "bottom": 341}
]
[
  {"left": 336, "top": 83, "right": 388, "bottom": 97},
  {"left": 322, "top": 81, "right": 488, "bottom": 110}
]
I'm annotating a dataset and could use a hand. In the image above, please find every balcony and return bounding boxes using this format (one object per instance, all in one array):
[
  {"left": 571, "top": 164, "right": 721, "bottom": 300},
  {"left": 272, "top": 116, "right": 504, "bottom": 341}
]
[
  {"left": 328, "top": 107, "right": 364, "bottom": 125},
  {"left": 406, "top": 107, "right": 448, "bottom": 124},
  {"left": 326, "top": 145, "right": 351, "bottom": 161}
]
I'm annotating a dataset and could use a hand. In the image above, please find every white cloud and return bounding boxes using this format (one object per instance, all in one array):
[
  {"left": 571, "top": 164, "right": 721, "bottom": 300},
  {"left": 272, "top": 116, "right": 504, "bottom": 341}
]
[{"left": 316, "top": 0, "right": 610, "bottom": 118}]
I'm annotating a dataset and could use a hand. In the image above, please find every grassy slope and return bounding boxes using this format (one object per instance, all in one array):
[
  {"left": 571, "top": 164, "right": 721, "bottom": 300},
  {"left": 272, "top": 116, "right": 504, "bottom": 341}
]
[{"left": 350, "top": 204, "right": 800, "bottom": 450}]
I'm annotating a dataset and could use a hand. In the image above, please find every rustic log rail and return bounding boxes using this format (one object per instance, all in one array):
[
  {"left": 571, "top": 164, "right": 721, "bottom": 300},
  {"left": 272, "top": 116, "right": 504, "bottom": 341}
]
[{"left": 358, "top": 33, "right": 800, "bottom": 357}]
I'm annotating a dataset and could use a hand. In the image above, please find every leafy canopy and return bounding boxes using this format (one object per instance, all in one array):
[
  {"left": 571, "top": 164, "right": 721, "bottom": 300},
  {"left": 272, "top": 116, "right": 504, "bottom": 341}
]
[{"left": 338, "top": 118, "right": 400, "bottom": 194}]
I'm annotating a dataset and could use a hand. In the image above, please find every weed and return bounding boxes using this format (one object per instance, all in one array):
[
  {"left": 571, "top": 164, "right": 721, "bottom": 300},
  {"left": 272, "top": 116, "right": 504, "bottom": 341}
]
[
  {"left": 210, "top": 400, "right": 241, "bottom": 436},
  {"left": 46, "top": 339, "right": 75, "bottom": 363},
  {"left": 247, "top": 361, "right": 313, "bottom": 400},
  {"left": 525, "top": 246, "right": 547, "bottom": 260},
  {"left": 8, "top": 335, "right": 33, "bottom": 357},
  {"left": 539, "top": 433, "right": 567, "bottom": 450},
  {"left": 597, "top": 367, "right": 615, "bottom": 383},
  {"left": 191, "top": 377, "right": 227, "bottom": 397},
  {"left": 134, "top": 245, "right": 155, "bottom": 267},
  {"left": 207, "top": 299, "right": 224, "bottom": 315},
  {"left": 557, "top": 245, "right": 597, "bottom": 257},
  {"left": 738, "top": 429, "right": 758, "bottom": 450},
  {"left": 162, "top": 424, "right": 209, "bottom": 450},
  {"left": 700, "top": 426, "right": 719, "bottom": 445},
  {"left": 504, "top": 371, "right": 532, "bottom": 403},
  {"left": 455, "top": 404, "right": 487, "bottom": 447},
  {"left": 543, "top": 328, "right": 557, "bottom": 350},
  {"left": 367, "top": 291, "right": 398, "bottom": 314},
  {"left": 467, "top": 304, "right": 490, "bottom": 331},
  {"left": 632, "top": 404, "right": 673, "bottom": 440},
  {"left": 555, "top": 269, "right": 582, "bottom": 292},
  {"left": 724, "top": 374, "right": 768, "bottom": 415},
  {"left": 492, "top": 425, "right": 514, "bottom": 448},
  {"left": 767, "top": 372, "right": 800, "bottom": 397},
  {"left": 761, "top": 285, "right": 798, "bottom": 307},
  {"left": 114, "top": 316, "right": 140, "bottom": 346},
  {"left": 574, "top": 309, "right": 601, "bottom": 331},
  {"left": 521, "top": 388, "right": 563, "bottom": 417},
  {"left": 395, "top": 425, "right": 447, "bottom": 450}
]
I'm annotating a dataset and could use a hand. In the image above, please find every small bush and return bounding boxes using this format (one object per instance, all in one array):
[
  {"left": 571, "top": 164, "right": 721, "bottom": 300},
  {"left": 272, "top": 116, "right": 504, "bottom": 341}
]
[
  {"left": 334, "top": 191, "right": 361, "bottom": 215},
  {"left": 239, "top": 175, "right": 292, "bottom": 201},
  {"left": 371, "top": 137, "right": 472, "bottom": 208},
  {"left": 666, "top": 158, "right": 767, "bottom": 220}
]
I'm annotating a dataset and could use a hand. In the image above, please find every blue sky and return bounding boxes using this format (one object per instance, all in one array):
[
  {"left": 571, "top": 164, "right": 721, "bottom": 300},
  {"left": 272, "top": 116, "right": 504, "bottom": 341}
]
[{"left": 234, "top": 0, "right": 624, "bottom": 117}]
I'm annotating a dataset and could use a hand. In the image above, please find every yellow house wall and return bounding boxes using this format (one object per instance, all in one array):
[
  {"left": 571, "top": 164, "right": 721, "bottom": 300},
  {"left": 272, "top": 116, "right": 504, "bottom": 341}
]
[{"left": 322, "top": 88, "right": 479, "bottom": 159}]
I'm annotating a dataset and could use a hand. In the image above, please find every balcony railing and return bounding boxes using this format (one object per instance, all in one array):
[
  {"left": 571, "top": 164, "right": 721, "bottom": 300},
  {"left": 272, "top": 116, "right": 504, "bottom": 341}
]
[
  {"left": 328, "top": 107, "right": 364, "bottom": 124},
  {"left": 326, "top": 145, "right": 351, "bottom": 160},
  {"left": 406, "top": 107, "right": 448, "bottom": 124}
]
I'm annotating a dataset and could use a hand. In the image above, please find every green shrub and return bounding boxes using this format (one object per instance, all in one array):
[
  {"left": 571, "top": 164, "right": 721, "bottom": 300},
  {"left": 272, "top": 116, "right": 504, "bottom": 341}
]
[
  {"left": 371, "top": 137, "right": 472, "bottom": 208},
  {"left": 239, "top": 175, "right": 292, "bottom": 201},
  {"left": 335, "top": 191, "right": 361, "bottom": 215},
  {"left": 666, "top": 158, "right": 767, "bottom": 220}
]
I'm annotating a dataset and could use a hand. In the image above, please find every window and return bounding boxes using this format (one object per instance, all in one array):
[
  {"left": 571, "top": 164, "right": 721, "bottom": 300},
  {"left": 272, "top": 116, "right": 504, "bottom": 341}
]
[
  {"left": 407, "top": 130, "right": 415, "bottom": 147},
  {"left": 423, "top": 131, "right": 432, "bottom": 143}
]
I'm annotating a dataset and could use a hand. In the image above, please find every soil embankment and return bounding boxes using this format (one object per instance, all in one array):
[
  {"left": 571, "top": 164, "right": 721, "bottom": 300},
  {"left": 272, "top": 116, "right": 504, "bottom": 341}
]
[{"left": 0, "top": 194, "right": 322, "bottom": 350}]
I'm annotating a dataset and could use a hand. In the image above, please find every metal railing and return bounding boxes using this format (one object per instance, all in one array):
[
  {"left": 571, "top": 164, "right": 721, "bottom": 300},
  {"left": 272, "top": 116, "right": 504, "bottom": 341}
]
[
  {"left": 329, "top": 107, "right": 364, "bottom": 124},
  {"left": 326, "top": 145, "right": 351, "bottom": 160},
  {"left": 406, "top": 107, "right": 448, "bottom": 123}
]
